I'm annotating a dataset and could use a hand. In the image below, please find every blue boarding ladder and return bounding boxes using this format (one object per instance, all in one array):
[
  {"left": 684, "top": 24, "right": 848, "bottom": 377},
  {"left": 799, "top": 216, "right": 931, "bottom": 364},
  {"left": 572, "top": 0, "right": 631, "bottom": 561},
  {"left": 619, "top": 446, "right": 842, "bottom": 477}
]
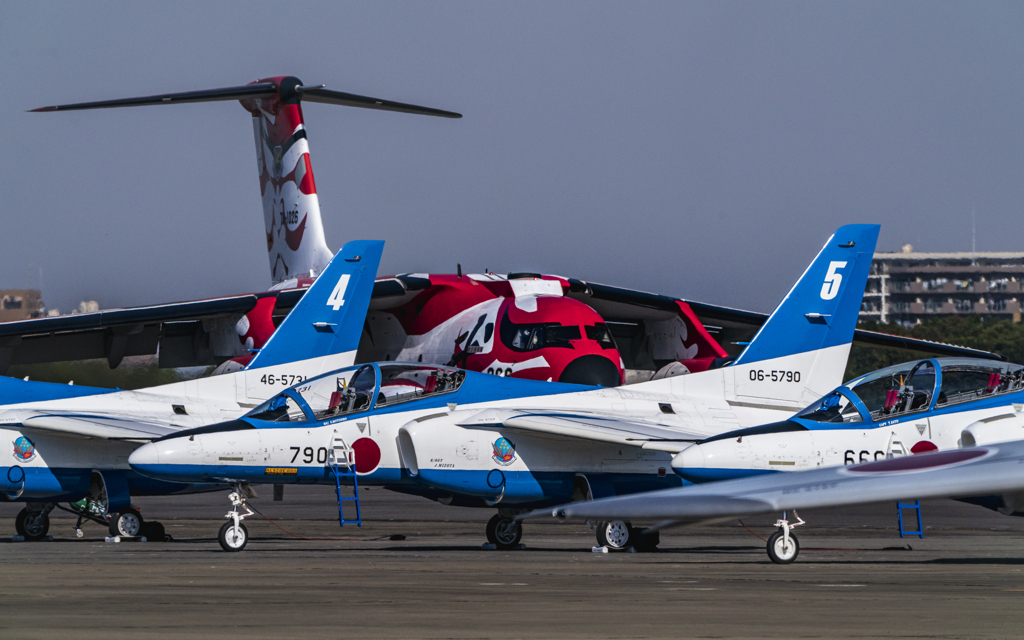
[
  {"left": 897, "top": 499, "right": 923, "bottom": 538},
  {"left": 328, "top": 431, "right": 362, "bottom": 527}
]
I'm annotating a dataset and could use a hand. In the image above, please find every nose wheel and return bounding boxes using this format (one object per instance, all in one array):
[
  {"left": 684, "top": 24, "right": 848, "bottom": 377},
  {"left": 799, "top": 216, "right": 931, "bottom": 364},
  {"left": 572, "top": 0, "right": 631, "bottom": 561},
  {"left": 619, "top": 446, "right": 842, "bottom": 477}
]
[
  {"left": 218, "top": 521, "right": 249, "bottom": 551},
  {"left": 766, "top": 512, "right": 804, "bottom": 564},
  {"left": 219, "top": 484, "right": 255, "bottom": 552}
]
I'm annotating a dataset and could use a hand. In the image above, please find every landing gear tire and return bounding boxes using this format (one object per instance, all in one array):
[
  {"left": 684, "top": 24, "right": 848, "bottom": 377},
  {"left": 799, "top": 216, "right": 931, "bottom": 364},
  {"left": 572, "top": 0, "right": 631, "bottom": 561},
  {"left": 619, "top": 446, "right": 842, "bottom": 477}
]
[
  {"left": 597, "top": 520, "right": 634, "bottom": 550},
  {"left": 218, "top": 521, "right": 248, "bottom": 552},
  {"left": 108, "top": 508, "right": 143, "bottom": 538},
  {"left": 15, "top": 508, "right": 49, "bottom": 541},
  {"left": 486, "top": 514, "right": 523, "bottom": 550},
  {"left": 767, "top": 530, "right": 800, "bottom": 564}
]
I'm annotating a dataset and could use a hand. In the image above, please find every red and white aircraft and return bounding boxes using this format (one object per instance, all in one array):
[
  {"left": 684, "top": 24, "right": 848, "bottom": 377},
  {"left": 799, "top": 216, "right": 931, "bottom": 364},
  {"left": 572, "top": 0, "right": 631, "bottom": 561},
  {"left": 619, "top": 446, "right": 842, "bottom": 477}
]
[{"left": 4, "top": 76, "right": 998, "bottom": 385}]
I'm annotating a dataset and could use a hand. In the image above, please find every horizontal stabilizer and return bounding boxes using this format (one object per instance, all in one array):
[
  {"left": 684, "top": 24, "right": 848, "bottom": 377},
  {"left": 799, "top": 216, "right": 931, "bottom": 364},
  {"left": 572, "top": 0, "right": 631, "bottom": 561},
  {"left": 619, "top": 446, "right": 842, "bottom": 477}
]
[
  {"left": 32, "top": 78, "right": 461, "bottom": 118},
  {"left": 301, "top": 87, "right": 462, "bottom": 118},
  {"left": 31, "top": 83, "right": 279, "bottom": 111}
]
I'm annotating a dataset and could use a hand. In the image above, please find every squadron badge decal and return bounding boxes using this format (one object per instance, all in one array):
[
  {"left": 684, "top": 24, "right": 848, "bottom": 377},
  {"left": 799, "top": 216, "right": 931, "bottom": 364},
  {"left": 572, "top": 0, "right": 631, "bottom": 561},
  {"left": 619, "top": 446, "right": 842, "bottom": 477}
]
[
  {"left": 491, "top": 437, "right": 517, "bottom": 466},
  {"left": 13, "top": 436, "right": 36, "bottom": 463}
]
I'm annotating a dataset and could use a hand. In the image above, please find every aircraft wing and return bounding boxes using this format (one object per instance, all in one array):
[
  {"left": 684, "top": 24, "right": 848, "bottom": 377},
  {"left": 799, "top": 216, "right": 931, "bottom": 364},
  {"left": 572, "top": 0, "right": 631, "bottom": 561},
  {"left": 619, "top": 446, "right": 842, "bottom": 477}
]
[
  {"left": 0, "top": 277, "right": 419, "bottom": 374},
  {"left": 456, "top": 409, "right": 704, "bottom": 452},
  {"left": 532, "top": 441, "right": 1024, "bottom": 525},
  {"left": 0, "top": 410, "right": 182, "bottom": 441}
]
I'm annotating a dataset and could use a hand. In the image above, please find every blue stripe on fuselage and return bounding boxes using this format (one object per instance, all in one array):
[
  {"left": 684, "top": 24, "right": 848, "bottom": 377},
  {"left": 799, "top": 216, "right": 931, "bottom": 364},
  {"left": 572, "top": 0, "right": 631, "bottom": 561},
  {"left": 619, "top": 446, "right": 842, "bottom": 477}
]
[
  {"left": 675, "top": 467, "right": 778, "bottom": 484},
  {"left": 0, "top": 465, "right": 191, "bottom": 502}
]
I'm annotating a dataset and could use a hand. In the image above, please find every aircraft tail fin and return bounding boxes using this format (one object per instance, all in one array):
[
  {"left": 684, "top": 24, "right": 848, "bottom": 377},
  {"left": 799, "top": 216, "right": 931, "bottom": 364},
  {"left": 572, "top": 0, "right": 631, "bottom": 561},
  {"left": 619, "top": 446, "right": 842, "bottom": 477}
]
[
  {"left": 32, "top": 77, "right": 460, "bottom": 285},
  {"left": 246, "top": 239, "right": 384, "bottom": 370},
  {"left": 728, "top": 224, "right": 880, "bottom": 405}
]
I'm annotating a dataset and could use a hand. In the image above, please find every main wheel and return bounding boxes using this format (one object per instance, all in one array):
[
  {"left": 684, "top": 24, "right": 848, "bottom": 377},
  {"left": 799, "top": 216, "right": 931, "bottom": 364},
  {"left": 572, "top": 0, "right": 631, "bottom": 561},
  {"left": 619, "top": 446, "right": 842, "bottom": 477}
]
[
  {"left": 485, "top": 514, "right": 523, "bottom": 550},
  {"left": 218, "top": 521, "right": 248, "bottom": 552},
  {"left": 108, "top": 507, "right": 144, "bottom": 537},
  {"left": 767, "top": 530, "right": 800, "bottom": 564},
  {"left": 597, "top": 520, "right": 634, "bottom": 550},
  {"left": 15, "top": 508, "right": 49, "bottom": 541}
]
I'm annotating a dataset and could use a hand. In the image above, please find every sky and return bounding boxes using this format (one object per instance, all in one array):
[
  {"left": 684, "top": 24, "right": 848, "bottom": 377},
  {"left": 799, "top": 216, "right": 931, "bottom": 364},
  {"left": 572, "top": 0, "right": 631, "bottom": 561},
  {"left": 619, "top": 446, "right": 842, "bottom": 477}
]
[{"left": 2, "top": 2, "right": 1023, "bottom": 315}]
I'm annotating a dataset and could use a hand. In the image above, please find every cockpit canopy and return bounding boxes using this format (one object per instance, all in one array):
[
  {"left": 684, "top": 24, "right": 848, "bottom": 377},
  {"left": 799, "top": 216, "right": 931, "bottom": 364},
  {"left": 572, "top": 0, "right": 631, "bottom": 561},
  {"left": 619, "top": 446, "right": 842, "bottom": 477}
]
[
  {"left": 245, "top": 363, "right": 467, "bottom": 423},
  {"left": 796, "top": 357, "right": 1024, "bottom": 425}
]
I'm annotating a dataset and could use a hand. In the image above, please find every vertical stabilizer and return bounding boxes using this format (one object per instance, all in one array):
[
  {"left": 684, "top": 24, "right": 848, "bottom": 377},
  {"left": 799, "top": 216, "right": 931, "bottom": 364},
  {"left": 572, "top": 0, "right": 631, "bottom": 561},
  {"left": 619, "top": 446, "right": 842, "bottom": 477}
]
[
  {"left": 247, "top": 239, "right": 384, "bottom": 371},
  {"left": 240, "top": 77, "right": 333, "bottom": 284},
  {"left": 726, "top": 224, "right": 880, "bottom": 406}
]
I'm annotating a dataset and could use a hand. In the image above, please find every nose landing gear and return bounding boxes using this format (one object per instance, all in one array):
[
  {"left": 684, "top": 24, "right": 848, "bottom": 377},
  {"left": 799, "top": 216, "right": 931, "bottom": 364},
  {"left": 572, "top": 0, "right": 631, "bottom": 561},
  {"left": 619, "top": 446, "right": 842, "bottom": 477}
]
[
  {"left": 767, "top": 511, "right": 803, "bottom": 564},
  {"left": 219, "top": 484, "right": 255, "bottom": 552}
]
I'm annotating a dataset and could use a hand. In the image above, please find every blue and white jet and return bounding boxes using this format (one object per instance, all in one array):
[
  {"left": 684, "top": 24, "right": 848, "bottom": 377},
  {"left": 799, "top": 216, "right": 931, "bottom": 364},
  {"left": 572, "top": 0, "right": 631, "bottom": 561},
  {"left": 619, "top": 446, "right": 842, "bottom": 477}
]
[
  {"left": 0, "top": 240, "right": 383, "bottom": 540},
  {"left": 670, "top": 356, "right": 1024, "bottom": 484},
  {"left": 129, "top": 225, "right": 883, "bottom": 551}
]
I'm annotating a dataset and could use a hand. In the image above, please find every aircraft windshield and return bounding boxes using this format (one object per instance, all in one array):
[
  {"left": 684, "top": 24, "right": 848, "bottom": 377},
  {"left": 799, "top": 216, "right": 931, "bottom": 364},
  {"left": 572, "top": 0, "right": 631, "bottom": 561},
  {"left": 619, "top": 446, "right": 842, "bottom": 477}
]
[
  {"left": 377, "top": 364, "right": 465, "bottom": 407},
  {"left": 247, "top": 394, "right": 309, "bottom": 423},
  {"left": 499, "top": 309, "right": 581, "bottom": 352},
  {"left": 292, "top": 364, "right": 378, "bottom": 421},
  {"left": 795, "top": 390, "right": 865, "bottom": 423}
]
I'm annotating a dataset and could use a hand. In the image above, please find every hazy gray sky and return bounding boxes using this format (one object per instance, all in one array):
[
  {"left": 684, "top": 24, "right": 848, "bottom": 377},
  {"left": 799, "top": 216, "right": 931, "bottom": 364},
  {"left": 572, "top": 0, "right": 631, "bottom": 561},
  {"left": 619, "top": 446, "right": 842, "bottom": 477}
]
[{"left": 3, "top": 2, "right": 1023, "bottom": 315}]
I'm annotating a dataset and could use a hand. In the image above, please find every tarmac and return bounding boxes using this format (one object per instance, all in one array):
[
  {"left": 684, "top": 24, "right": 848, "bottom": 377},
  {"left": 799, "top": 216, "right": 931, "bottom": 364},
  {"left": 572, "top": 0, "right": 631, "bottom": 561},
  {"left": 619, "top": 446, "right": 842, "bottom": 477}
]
[{"left": 2, "top": 486, "right": 1024, "bottom": 639}]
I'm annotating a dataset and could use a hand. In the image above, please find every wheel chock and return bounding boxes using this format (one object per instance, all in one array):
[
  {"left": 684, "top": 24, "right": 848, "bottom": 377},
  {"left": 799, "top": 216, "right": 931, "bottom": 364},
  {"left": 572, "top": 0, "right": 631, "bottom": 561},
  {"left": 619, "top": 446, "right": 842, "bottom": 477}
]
[
  {"left": 592, "top": 545, "right": 609, "bottom": 553},
  {"left": 11, "top": 535, "right": 24, "bottom": 542},
  {"left": 481, "top": 543, "right": 497, "bottom": 550},
  {"left": 105, "top": 536, "right": 148, "bottom": 543}
]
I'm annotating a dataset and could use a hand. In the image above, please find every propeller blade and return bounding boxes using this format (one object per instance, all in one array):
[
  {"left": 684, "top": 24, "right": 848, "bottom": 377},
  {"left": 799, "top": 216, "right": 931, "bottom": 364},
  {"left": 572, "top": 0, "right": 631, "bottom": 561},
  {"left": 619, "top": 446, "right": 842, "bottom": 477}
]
[
  {"left": 301, "top": 87, "right": 462, "bottom": 118},
  {"left": 30, "top": 83, "right": 278, "bottom": 112}
]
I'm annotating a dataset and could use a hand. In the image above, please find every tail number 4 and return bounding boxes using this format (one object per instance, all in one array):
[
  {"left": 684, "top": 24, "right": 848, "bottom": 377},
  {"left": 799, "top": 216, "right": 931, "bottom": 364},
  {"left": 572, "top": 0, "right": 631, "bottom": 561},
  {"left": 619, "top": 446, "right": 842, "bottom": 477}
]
[
  {"left": 326, "top": 274, "right": 351, "bottom": 310},
  {"left": 820, "top": 261, "right": 847, "bottom": 300}
]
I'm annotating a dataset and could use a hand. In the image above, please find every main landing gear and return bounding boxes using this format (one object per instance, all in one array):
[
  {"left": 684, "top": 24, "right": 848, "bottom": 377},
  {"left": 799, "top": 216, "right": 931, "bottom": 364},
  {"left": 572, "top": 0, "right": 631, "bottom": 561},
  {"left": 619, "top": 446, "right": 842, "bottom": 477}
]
[
  {"left": 594, "top": 520, "right": 660, "bottom": 552},
  {"left": 486, "top": 513, "right": 523, "bottom": 550},
  {"left": 218, "top": 484, "right": 255, "bottom": 552},
  {"left": 15, "top": 505, "right": 53, "bottom": 541},
  {"left": 766, "top": 512, "right": 803, "bottom": 564}
]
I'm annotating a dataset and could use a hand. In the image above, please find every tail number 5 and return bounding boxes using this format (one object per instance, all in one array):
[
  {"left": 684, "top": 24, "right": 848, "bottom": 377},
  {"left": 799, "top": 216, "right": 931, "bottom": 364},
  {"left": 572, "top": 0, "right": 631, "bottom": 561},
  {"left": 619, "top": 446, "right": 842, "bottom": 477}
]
[{"left": 820, "top": 261, "right": 847, "bottom": 300}]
